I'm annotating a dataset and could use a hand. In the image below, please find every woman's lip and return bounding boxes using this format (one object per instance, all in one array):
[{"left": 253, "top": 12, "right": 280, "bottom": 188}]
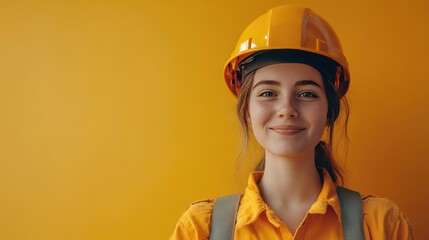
[{"left": 270, "top": 125, "right": 306, "bottom": 134}]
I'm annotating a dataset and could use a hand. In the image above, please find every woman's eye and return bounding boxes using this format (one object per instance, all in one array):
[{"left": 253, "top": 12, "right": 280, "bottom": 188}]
[
  {"left": 298, "top": 92, "right": 318, "bottom": 98},
  {"left": 259, "top": 91, "right": 276, "bottom": 97}
]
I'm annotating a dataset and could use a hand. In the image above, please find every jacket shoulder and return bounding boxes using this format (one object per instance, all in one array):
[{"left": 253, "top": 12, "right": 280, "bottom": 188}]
[
  {"left": 362, "top": 194, "right": 403, "bottom": 217},
  {"left": 185, "top": 199, "right": 215, "bottom": 218}
]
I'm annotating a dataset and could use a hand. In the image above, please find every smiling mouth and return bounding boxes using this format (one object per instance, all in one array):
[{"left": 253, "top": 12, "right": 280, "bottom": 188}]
[{"left": 270, "top": 126, "right": 306, "bottom": 135}]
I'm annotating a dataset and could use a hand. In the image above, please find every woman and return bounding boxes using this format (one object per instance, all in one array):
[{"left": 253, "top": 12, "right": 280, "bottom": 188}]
[{"left": 170, "top": 5, "right": 413, "bottom": 239}]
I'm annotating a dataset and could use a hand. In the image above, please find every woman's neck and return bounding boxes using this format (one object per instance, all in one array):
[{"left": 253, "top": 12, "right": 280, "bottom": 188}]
[{"left": 258, "top": 150, "right": 322, "bottom": 208}]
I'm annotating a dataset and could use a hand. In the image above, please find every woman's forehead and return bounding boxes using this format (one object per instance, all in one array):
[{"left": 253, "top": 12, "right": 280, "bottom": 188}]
[{"left": 253, "top": 63, "right": 323, "bottom": 85}]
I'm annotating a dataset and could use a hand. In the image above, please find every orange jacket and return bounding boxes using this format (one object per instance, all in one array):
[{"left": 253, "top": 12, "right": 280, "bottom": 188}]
[{"left": 170, "top": 170, "right": 413, "bottom": 239}]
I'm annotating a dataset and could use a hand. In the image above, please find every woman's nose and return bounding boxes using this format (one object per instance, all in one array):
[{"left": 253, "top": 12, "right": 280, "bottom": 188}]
[{"left": 277, "top": 98, "right": 298, "bottom": 119}]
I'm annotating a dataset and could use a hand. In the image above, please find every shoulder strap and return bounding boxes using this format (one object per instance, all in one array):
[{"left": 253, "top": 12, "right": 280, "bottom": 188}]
[
  {"left": 209, "top": 194, "right": 241, "bottom": 240},
  {"left": 336, "top": 186, "right": 365, "bottom": 240}
]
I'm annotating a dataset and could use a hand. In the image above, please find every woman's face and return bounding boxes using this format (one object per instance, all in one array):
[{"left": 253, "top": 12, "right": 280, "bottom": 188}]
[{"left": 248, "top": 63, "right": 328, "bottom": 158}]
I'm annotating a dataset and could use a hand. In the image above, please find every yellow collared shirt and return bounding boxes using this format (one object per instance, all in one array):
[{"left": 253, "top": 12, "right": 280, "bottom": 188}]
[{"left": 170, "top": 171, "right": 413, "bottom": 239}]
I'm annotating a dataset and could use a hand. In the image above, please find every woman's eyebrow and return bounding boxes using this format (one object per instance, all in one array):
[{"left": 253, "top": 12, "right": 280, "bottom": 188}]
[
  {"left": 295, "top": 80, "right": 322, "bottom": 88},
  {"left": 252, "top": 80, "right": 280, "bottom": 90}
]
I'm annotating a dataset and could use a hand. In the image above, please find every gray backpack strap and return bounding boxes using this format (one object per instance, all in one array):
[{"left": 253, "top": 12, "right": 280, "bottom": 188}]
[
  {"left": 209, "top": 194, "right": 241, "bottom": 240},
  {"left": 336, "top": 186, "right": 365, "bottom": 240}
]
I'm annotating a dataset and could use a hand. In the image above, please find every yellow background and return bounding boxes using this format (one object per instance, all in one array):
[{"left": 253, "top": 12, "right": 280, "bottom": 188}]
[{"left": 0, "top": 0, "right": 428, "bottom": 239}]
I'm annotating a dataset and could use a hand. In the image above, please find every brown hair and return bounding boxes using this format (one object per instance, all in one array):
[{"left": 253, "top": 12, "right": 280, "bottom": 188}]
[{"left": 236, "top": 66, "right": 349, "bottom": 185}]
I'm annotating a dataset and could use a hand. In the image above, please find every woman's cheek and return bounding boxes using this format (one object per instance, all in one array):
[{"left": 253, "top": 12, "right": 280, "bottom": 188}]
[{"left": 250, "top": 102, "right": 272, "bottom": 125}]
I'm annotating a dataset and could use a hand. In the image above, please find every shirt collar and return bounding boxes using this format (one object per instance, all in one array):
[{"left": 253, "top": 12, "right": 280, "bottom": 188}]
[
  {"left": 308, "top": 169, "right": 342, "bottom": 221},
  {"left": 236, "top": 169, "right": 342, "bottom": 229},
  {"left": 236, "top": 171, "right": 268, "bottom": 229}
]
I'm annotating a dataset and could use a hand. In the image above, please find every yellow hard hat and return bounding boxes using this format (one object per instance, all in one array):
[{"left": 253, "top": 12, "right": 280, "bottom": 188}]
[{"left": 224, "top": 5, "right": 350, "bottom": 97}]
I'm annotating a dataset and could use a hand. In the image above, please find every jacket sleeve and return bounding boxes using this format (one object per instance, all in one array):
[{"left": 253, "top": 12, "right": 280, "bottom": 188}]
[
  {"left": 363, "top": 195, "right": 413, "bottom": 240},
  {"left": 169, "top": 218, "right": 198, "bottom": 240},
  {"left": 170, "top": 200, "right": 214, "bottom": 240},
  {"left": 389, "top": 208, "right": 413, "bottom": 240}
]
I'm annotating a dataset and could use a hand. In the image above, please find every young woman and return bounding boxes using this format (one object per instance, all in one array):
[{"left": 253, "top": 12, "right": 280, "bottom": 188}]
[{"left": 170, "top": 5, "right": 413, "bottom": 239}]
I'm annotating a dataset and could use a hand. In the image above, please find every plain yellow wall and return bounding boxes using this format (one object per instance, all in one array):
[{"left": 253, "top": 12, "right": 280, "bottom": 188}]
[{"left": 0, "top": 0, "right": 428, "bottom": 239}]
